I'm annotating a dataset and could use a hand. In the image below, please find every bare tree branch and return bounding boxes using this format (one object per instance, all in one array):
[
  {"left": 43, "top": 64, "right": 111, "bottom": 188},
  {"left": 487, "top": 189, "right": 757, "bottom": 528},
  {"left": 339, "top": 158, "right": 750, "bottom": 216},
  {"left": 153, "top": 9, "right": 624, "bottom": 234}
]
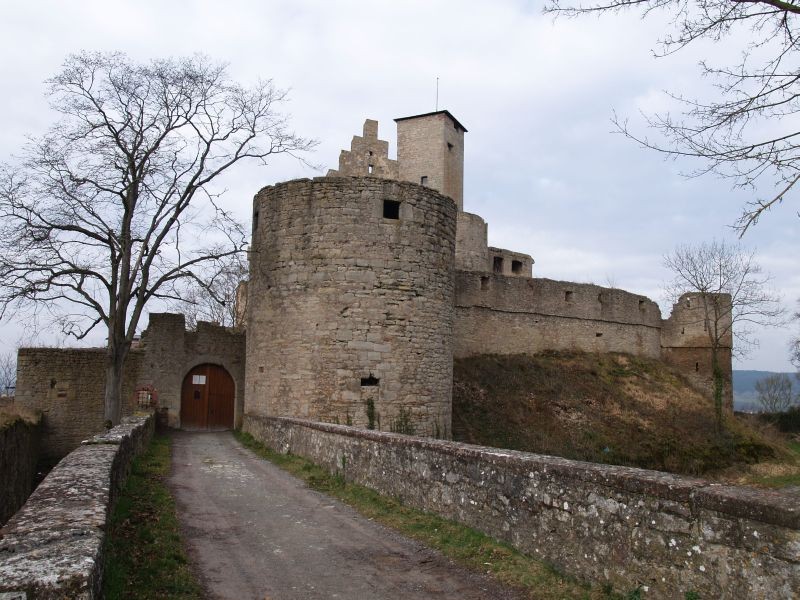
[
  {"left": 546, "top": 0, "right": 800, "bottom": 233},
  {"left": 0, "top": 52, "right": 316, "bottom": 423}
]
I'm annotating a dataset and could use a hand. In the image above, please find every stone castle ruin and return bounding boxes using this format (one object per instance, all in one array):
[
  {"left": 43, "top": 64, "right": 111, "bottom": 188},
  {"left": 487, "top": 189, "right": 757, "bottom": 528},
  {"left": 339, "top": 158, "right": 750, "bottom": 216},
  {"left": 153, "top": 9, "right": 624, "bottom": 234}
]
[
  {"left": 11, "top": 113, "right": 791, "bottom": 600},
  {"left": 14, "top": 109, "right": 731, "bottom": 457}
]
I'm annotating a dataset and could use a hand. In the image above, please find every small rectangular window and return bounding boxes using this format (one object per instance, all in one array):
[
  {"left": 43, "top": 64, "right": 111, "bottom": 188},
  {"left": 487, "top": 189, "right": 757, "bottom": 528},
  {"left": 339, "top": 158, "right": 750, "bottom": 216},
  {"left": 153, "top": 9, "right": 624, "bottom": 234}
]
[
  {"left": 493, "top": 256, "right": 503, "bottom": 273},
  {"left": 253, "top": 210, "right": 259, "bottom": 231},
  {"left": 565, "top": 290, "right": 574, "bottom": 302},
  {"left": 512, "top": 260, "right": 523, "bottom": 274},
  {"left": 639, "top": 299, "right": 645, "bottom": 310},
  {"left": 420, "top": 176, "right": 428, "bottom": 186},
  {"left": 480, "top": 276, "right": 490, "bottom": 290},
  {"left": 368, "top": 164, "right": 374, "bottom": 174},
  {"left": 447, "top": 142, "right": 454, "bottom": 151},
  {"left": 361, "top": 375, "right": 379, "bottom": 386},
  {"left": 383, "top": 199, "right": 400, "bottom": 219},
  {"left": 596, "top": 332, "right": 603, "bottom": 337}
]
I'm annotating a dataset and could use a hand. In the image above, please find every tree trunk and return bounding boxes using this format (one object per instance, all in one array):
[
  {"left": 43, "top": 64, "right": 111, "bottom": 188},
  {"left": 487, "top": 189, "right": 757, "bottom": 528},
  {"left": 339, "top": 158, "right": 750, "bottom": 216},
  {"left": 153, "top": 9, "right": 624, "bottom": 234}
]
[{"left": 103, "top": 347, "right": 127, "bottom": 426}]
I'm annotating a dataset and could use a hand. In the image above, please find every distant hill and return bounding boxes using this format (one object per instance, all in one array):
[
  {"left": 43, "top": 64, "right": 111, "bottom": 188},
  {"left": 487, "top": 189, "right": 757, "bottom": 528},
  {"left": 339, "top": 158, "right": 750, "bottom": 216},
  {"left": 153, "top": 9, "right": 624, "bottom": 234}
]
[{"left": 733, "top": 370, "right": 798, "bottom": 412}]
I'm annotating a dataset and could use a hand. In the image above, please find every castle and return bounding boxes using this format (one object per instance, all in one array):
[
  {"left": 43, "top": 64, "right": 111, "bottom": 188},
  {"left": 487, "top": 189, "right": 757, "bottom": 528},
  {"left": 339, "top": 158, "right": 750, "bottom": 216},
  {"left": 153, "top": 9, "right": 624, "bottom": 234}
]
[{"left": 14, "top": 110, "right": 732, "bottom": 459}]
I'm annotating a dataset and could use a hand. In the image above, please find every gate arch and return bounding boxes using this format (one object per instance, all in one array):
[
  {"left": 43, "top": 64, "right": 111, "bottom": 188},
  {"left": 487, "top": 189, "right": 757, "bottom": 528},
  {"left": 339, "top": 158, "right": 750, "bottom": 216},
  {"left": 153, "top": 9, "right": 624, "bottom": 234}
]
[{"left": 180, "top": 364, "right": 235, "bottom": 430}]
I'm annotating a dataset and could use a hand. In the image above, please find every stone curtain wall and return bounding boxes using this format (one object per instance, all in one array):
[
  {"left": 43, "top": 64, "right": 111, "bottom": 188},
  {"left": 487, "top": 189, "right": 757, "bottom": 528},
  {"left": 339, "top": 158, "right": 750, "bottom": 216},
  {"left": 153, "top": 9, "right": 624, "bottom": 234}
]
[
  {"left": 455, "top": 212, "right": 488, "bottom": 272},
  {"left": 136, "top": 313, "right": 246, "bottom": 429},
  {"left": 454, "top": 272, "right": 663, "bottom": 359},
  {"left": 14, "top": 315, "right": 245, "bottom": 459},
  {"left": 247, "top": 177, "right": 456, "bottom": 437},
  {"left": 15, "top": 349, "right": 142, "bottom": 463},
  {"left": 0, "top": 415, "right": 153, "bottom": 599},
  {"left": 0, "top": 414, "right": 41, "bottom": 525},
  {"left": 243, "top": 415, "right": 799, "bottom": 598}
]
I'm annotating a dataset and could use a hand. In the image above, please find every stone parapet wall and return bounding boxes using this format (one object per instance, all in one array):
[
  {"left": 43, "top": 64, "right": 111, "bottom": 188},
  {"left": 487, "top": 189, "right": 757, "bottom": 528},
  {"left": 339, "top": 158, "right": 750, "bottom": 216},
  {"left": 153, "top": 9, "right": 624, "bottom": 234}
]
[
  {"left": 0, "top": 415, "right": 154, "bottom": 599},
  {"left": 243, "top": 415, "right": 799, "bottom": 598},
  {"left": 455, "top": 271, "right": 662, "bottom": 359},
  {"left": 15, "top": 349, "right": 142, "bottom": 463},
  {"left": 0, "top": 413, "right": 41, "bottom": 525}
]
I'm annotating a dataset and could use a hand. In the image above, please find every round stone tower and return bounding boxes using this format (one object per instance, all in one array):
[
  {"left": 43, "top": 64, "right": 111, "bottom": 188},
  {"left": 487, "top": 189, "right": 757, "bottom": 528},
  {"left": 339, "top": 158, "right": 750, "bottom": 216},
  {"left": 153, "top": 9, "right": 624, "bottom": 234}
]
[{"left": 245, "top": 176, "right": 456, "bottom": 437}]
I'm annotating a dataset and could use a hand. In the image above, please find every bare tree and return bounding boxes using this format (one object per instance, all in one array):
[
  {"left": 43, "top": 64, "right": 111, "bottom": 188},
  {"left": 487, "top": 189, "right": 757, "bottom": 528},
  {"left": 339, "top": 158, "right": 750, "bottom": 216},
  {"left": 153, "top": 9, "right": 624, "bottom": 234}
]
[
  {"left": 792, "top": 300, "right": 800, "bottom": 379},
  {"left": 755, "top": 373, "right": 795, "bottom": 413},
  {"left": 0, "top": 52, "right": 314, "bottom": 424},
  {"left": 0, "top": 352, "right": 16, "bottom": 397},
  {"left": 170, "top": 253, "right": 248, "bottom": 329},
  {"left": 664, "top": 240, "right": 784, "bottom": 432},
  {"left": 545, "top": 0, "right": 800, "bottom": 234}
]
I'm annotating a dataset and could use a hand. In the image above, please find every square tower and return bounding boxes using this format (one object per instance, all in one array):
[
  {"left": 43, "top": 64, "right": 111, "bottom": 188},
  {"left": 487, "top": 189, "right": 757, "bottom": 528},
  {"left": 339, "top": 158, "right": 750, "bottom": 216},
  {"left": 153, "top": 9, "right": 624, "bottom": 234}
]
[{"left": 395, "top": 110, "right": 466, "bottom": 210}]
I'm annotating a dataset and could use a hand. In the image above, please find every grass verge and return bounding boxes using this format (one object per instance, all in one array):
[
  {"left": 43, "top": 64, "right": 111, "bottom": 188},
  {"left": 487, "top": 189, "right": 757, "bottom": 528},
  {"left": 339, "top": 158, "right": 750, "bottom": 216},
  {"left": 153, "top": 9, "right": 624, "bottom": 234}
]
[
  {"left": 234, "top": 429, "right": 636, "bottom": 600},
  {"left": 104, "top": 434, "right": 203, "bottom": 599}
]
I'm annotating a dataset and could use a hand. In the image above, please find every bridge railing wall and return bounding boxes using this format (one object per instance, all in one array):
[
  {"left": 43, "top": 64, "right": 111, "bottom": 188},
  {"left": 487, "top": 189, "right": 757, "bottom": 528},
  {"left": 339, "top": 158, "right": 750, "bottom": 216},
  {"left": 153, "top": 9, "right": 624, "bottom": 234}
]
[{"left": 243, "top": 414, "right": 798, "bottom": 598}]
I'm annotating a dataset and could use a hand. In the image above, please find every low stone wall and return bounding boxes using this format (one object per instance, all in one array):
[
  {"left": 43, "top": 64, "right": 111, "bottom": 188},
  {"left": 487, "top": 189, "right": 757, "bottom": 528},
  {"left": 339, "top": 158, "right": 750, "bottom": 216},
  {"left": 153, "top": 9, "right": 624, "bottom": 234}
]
[
  {"left": 0, "top": 414, "right": 154, "bottom": 599},
  {"left": 243, "top": 415, "right": 799, "bottom": 598},
  {"left": 0, "top": 413, "right": 41, "bottom": 525}
]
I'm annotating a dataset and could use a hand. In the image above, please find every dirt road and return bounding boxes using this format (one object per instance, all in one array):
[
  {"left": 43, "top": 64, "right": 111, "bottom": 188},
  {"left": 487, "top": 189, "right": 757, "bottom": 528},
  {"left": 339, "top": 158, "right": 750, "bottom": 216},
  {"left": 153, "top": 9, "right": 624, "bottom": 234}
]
[{"left": 168, "top": 431, "right": 525, "bottom": 600}]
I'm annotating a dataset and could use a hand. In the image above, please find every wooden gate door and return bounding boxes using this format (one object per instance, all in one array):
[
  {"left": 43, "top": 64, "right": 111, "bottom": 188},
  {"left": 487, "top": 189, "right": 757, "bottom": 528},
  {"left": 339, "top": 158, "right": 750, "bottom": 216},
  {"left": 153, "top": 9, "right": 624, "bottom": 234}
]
[{"left": 180, "top": 364, "right": 235, "bottom": 430}]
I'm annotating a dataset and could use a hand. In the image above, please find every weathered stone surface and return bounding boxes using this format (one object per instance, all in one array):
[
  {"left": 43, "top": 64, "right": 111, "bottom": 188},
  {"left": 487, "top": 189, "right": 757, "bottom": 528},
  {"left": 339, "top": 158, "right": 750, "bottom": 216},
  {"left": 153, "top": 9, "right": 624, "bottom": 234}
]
[
  {"left": 395, "top": 111, "right": 465, "bottom": 211},
  {"left": 243, "top": 415, "right": 800, "bottom": 599},
  {"left": 0, "top": 415, "right": 153, "bottom": 599},
  {"left": 15, "top": 315, "right": 244, "bottom": 460},
  {"left": 246, "top": 177, "right": 456, "bottom": 437},
  {"left": 0, "top": 416, "right": 40, "bottom": 525},
  {"left": 326, "top": 119, "right": 399, "bottom": 181}
]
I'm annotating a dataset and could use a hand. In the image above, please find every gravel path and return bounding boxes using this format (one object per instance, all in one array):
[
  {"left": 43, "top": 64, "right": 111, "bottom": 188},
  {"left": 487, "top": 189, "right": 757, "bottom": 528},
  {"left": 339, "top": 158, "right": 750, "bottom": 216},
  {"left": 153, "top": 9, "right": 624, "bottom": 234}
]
[{"left": 168, "top": 431, "right": 526, "bottom": 600}]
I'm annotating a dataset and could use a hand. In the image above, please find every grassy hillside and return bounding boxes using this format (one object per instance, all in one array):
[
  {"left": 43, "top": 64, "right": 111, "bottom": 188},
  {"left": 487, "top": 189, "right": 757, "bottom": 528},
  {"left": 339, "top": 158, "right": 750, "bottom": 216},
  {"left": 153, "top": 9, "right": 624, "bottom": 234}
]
[{"left": 453, "top": 351, "right": 790, "bottom": 477}]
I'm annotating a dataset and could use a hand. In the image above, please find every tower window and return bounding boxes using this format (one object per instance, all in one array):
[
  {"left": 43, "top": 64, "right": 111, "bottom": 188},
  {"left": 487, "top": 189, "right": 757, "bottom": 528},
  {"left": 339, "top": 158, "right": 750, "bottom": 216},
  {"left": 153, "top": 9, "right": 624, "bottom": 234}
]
[
  {"left": 596, "top": 332, "right": 603, "bottom": 337},
  {"left": 253, "top": 210, "right": 259, "bottom": 231},
  {"left": 447, "top": 142, "right": 454, "bottom": 151},
  {"left": 493, "top": 256, "right": 503, "bottom": 273},
  {"left": 565, "top": 290, "right": 574, "bottom": 302},
  {"left": 383, "top": 199, "right": 400, "bottom": 219},
  {"left": 368, "top": 164, "right": 374, "bottom": 174},
  {"left": 480, "top": 276, "right": 490, "bottom": 290},
  {"left": 512, "top": 260, "right": 523, "bottom": 274},
  {"left": 695, "top": 362, "right": 700, "bottom": 372},
  {"left": 420, "top": 176, "right": 428, "bottom": 186},
  {"left": 361, "top": 375, "right": 379, "bottom": 386}
]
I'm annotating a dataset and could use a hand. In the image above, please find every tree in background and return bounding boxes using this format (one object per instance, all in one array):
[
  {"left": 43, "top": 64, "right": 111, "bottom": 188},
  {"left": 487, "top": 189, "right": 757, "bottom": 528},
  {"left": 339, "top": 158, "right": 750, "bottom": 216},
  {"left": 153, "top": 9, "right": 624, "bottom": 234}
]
[
  {"left": 0, "top": 352, "right": 16, "bottom": 397},
  {"left": 170, "top": 253, "right": 248, "bottom": 329},
  {"left": 792, "top": 300, "right": 800, "bottom": 381},
  {"left": 545, "top": 0, "right": 800, "bottom": 233},
  {"left": 0, "top": 52, "right": 313, "bottom": 424},
  {"left": 755, "top": 373, "right": 795, "bottom": 413},
  {"left": 664, "top": 240, "right": 784, "bottom": 433}
]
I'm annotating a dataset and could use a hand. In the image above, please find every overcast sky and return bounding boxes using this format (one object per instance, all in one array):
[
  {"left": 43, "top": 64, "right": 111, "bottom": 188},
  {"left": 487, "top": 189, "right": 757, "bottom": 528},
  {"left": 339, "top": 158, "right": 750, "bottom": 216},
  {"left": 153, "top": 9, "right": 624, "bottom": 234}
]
[{"left": 0, "top": 0, "right": 798, "bottom": 370}]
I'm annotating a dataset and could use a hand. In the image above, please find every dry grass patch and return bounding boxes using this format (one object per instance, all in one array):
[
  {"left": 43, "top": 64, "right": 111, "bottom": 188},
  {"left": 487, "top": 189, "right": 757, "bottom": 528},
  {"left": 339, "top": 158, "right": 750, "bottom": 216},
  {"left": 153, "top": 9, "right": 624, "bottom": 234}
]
[{"left": 453, "top": 351, "right": 784, "bottom": 477}]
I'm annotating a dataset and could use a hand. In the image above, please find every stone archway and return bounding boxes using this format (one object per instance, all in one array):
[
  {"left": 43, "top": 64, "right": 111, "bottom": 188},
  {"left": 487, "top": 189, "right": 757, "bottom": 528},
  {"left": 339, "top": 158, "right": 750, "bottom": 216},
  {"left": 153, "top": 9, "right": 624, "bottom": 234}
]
[{"left": 180, "top": 364, "right": 235, "bottom": 430}]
